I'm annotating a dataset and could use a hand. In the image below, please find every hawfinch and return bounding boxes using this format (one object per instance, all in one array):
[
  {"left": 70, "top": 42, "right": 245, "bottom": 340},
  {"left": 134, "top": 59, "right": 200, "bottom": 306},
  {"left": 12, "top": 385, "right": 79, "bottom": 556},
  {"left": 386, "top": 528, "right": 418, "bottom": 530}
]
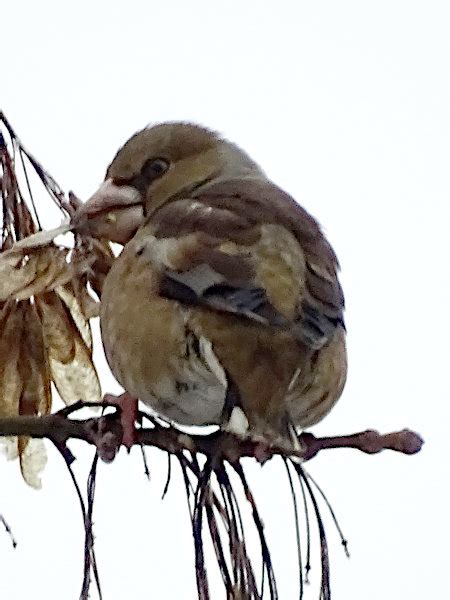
[{"left": 73, "top": 123, "right": 346, "bottom": 449}]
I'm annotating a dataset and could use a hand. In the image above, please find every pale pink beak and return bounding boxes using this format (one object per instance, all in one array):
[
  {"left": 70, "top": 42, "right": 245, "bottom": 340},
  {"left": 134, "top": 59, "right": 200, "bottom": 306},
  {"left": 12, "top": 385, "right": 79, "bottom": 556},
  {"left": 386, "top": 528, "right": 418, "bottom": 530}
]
[{"left": 71, "top": 179, "right": 145, "bottom": 244}]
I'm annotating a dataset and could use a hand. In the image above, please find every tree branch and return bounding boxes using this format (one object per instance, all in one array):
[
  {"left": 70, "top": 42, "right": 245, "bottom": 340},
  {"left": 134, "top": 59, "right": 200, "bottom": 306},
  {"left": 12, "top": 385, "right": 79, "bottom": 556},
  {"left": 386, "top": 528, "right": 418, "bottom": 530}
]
[
  {"left": 0, "top": 405, "right": 424, "bottom": 600},
  {"left": 0, "top": 407, "right": 424, "bottom": 464}
]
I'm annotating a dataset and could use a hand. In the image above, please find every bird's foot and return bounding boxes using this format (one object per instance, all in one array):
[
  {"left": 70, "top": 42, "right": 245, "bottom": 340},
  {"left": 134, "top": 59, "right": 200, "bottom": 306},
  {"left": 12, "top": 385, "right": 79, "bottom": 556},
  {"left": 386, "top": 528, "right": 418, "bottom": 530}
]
[
  {"left": 251, "top": 440, "right": 275, "bottom": 464},
  {"left": 85, "top": 416, "right": 122, "bottom": 463},
  {"left": 103, "top": 392, "right": 138, "bottom": 451},
  {"left": 222, "top": 407, "right": 277, "bottom": 463}
]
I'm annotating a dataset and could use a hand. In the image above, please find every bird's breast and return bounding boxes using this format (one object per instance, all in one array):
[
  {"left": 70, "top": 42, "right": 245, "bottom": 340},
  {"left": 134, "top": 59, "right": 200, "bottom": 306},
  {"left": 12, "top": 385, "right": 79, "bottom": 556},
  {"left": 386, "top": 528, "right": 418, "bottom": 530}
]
[{"left": 100, "top": 249, "right": 227, "bottom": 425}]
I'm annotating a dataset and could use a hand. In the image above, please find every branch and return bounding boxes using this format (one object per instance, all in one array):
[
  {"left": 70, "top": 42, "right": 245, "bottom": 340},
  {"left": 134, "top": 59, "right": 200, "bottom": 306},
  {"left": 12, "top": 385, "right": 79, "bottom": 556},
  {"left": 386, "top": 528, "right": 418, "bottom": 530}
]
[
  {"left": 0, "top": 406, "right": 424, "bottom": 463},
  {"left": 0, "top": 405, "right": 424, "bottom": 600}
]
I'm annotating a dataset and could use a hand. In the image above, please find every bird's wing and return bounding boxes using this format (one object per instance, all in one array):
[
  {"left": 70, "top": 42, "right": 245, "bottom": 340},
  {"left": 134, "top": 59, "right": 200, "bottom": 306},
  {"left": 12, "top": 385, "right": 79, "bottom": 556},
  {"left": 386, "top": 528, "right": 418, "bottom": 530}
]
[{"left": 144, "top": 178, "right": 344, "bottom": 350}]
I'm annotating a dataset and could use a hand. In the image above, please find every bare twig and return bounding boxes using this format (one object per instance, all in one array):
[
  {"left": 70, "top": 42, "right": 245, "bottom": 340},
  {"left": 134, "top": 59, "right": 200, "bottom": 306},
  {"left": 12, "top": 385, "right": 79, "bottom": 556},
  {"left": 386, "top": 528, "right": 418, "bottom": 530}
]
[
  {"left": 0, "top": 513, "right": 17, "bottom": 548},
  {"left": 299, "top": 429, "right": 424, "bottom": 460},
  {"left": 291, "top": 463, "right": 330, "bottom": 600},
  {"left": 161, "top": 452, "right": 172, "bottom": 498},
  {"left": 53, "top": 442, "right": 102, "bottom": 600},
  {"left": 283, "top": 459, "right": 304, "bottom": 599},
  {"left": 85, "top": 453, "right": 102, "bottom": 600}
]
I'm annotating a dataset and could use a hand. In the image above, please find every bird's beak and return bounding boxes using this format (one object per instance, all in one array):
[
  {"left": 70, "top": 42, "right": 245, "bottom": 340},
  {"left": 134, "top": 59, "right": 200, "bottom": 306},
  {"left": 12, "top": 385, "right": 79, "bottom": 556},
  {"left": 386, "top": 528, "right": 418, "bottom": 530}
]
[{"left": 71, "top": 179, "right": 146, "bottom": 244}]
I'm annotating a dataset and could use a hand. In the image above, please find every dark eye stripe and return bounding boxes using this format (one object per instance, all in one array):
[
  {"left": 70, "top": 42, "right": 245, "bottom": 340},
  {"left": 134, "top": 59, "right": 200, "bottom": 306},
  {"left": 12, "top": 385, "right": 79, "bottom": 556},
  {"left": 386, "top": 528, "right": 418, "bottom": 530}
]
[{"left": 113, "top": 158, "right": 170, "bottom": 194}]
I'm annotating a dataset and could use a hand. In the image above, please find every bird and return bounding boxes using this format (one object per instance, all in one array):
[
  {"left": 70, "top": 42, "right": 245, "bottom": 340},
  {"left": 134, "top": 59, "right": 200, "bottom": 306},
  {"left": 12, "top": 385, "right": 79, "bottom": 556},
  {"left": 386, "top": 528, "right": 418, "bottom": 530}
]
[{"left": 72, "top": 122, "right": 347, "bottom": 452}]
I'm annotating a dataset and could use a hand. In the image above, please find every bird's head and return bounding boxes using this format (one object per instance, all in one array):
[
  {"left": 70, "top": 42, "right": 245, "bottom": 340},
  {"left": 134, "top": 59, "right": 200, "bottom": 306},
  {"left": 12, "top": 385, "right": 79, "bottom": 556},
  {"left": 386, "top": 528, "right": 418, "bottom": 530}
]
[{"left": 72, "top": 122, "right": 262, "bottom": 244}]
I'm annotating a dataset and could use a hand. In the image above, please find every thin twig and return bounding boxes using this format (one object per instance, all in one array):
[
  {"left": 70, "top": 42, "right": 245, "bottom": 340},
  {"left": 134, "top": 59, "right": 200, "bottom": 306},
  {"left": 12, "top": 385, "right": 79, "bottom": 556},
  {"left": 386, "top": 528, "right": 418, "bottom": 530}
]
[
  {"left": 231, "top": 461, "right": 278, "bottom": 600},
  {"left": 291, "top": 463, "right": 330, "bottom": 600},
  {"left": 0, "top": 513, "right": 17, "bottom": 548},
  {"left": 192, "top": 458, "right": 213, "bottom": 600},
  {"left": 18, "top": 149, "right": 41, "bottom": 229},
  {"left": 283, "top": 458, "right": 304, "bottom": 599},
  {"left": 296, "top": 469, "right": 312, "bottom": 584},
  {"left": 161, "top": 452, "right": 172, "bottom": 498},
  {"left": 305, "top": 471, "right": 350, "bottom": 558},
  {"left": 85, "top": 453, "right": 102, "bottom": 600},
  {"left": 53, "top": 441, "right": 89, "bottom": 600},
  {"left": 140, "top": 444, "right": 151, "bottom": 481}
]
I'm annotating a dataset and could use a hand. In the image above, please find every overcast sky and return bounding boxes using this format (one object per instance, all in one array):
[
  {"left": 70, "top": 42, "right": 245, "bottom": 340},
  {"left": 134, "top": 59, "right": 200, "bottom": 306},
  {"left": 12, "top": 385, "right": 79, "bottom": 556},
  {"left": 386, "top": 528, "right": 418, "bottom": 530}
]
[{"left": 1, "top": 1, "right": 449, "bottom": 599}]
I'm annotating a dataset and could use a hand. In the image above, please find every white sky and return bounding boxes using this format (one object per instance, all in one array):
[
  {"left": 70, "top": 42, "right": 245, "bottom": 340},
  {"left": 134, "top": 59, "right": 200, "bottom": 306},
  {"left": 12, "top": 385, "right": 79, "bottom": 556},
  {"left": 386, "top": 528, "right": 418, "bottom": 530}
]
[{"left": 1, "top": 1, "right": 449, "bottom": 598}]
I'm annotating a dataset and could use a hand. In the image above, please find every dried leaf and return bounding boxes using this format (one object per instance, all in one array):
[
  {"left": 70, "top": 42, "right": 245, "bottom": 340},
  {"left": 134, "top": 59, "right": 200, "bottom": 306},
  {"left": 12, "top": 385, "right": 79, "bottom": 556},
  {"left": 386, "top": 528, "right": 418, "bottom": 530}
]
[
  {"left": 0, "top": 229, "right": 94, "bottom": 304},
  {"left": 55, "top": 284, "right": 93, "bottom": 350},
  {"left": 0, "top": 303, "right": 25, "bottom": 477},
  {"left": 0, "top": 234, "right": 14, "bottom": 251},
  {"left": 0, "top": 437, "right": 19, "bottom": 461},
  {"left": 44, "top": 250, "right": 95, "bottom": 294},
  {"left": 39, "top": 287, "right": 101, "bottom": 406},
  {"left": 0, "top": 253, "right": 39, "bottom": 301},
  {"left": 35, "top": 293, "right": 76, "bottom": 364},
  {"left": 66, "top": 257, "right": 100, "bottom": 320},
  {"left": 16, "top": 200, "right": 37, "bottom": 239},
  {"left": 13, "top": 247, "right": 68, "bottom": 301},
  {"left": 85, "top": 238, "right": 115, "bottom": 298},
  {"left": 2, "top": 223, "right": 72, "bottom": 253},
  {"left": 0, "top": 303, "right": 23, "bottom": 418},
  {"left": 0, "top": 302, "right": 51, "bottom": 486},
  {"left": 75, "top": 285, "right": 101, "bottom": 320},
  {"left": 50, "top": 336, "right": 101, "bottom": 405},
  {"left": 19, "top": 301, "right": 51, "bottom": 416},
  {"left": 19, "top": 438, "right": 47, "bottom": 489}
]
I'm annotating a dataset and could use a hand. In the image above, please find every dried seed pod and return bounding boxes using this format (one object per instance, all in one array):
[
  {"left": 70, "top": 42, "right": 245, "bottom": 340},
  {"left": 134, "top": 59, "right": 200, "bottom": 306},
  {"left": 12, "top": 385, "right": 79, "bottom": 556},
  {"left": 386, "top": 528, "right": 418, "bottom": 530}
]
[
  {"left": 55, "top": 283, "right": 93, "bottom": 350},
  {"left": 71, "top": 278, "right": 100, "bottom": 320},
  {"left": 35, "top": 288, "right": 101, "bottom": 405},
  {"left": 19, "top": 301, "right": 52, "bottom": 416},
  {"left": 1, "top": 114, "right": 106, "bottom": 487},
  {"left": 83, "top": 238, "right": 115, "bottom": 299},
  {"left": 0, "top": 253, "right": 39, "bottom": 301},
  {"left": 49, "top": 336, "right": 101, "bottom": 405},
  {"left": 2, "top": 223, "right": 72, "bottom": 252},
  {"left": 19, "top": 438, "right": 47, "bottom": 489},
  {"left": 17, "top": 302, "right": 51, "bottom": 487},
  {"left": 15, "top": 199, "right": 37, "bottom": 239},
  {"left": 0, "top": 303, "right": 24, "bottom": 419},
  {"left": 13, "top": 247, "right": 66, "bottom": 300},
  {"left": 35, "top": 292, "right": 76, "bottom": 364}
]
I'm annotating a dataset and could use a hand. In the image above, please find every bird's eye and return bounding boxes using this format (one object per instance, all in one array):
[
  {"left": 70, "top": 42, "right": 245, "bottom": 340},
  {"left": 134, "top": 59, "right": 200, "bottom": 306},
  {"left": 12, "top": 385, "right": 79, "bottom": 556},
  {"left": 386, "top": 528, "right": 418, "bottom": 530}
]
[
  {"left": 140, "top": 157, "right": 170, "bottom": 180},
  {"left": 120, "top": 158, "right": 170, "bottom": 194}
]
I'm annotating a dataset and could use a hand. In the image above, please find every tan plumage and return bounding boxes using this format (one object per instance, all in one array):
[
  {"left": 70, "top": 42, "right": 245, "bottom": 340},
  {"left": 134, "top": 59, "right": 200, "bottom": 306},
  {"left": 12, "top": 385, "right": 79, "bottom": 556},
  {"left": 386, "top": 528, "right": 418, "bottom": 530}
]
[{"left": 73, "top": 122, "right": 347, "bottom": 446}]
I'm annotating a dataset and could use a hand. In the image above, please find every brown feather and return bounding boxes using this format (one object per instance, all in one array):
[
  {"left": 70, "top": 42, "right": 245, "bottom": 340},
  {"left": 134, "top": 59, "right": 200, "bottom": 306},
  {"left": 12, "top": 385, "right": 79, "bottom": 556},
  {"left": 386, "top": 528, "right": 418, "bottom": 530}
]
[{"left": 139, "top": 179, "right": 343, "bottom": 337}]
